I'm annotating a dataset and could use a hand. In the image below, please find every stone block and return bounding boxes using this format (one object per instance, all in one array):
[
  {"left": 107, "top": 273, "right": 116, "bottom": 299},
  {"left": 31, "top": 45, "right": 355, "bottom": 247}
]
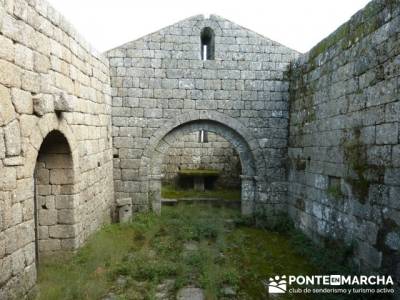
[
  {"left": 33, "top": 52, "right": 51, "bottom": 73},
  {"left": 61, "top": 238, "right": 79, "bottom": 250},
  {"left": 23, "top": 243, "right": 36, "bottom": 266},
  {"left": 376, "top": 123, "right": 398, "bottom": 145},
  {"left": 57, "top": 209, "right": 76, "bottom": 225},
  {"left": 0, "top": 59, "right": 21, "bottom": 88},
  {"left": 38, "top": 226, "right": 49, "bottom": 239},
  {"left": 117, "top": 198, "right": 132, "bottom": 206},
  {"left": 0, "top": 35, "right": 14, "bottom": 62},
  {"left": 0, "top": 256, "right": 12, "bottom": 286},
  {"left": 38, "top": 239, "right": 61, "bottom": 252},
  {"left": 0, "top": 234, "right": 5, "bottom": 259},
  {"left": 4, "top": 156, "right": 23, "bottom": 166},
  {"left": 117, "top": 198, "right": 132, "bottom": 223},
  {"left": 11, "top": 249, "right": 25, "bottom": 276},
  {"left": 15, "top": 44, "right": 33, "bottom": 71},
  {"left": 4, "top": 120, "right": 21, "bottom": 156},
  {"left": 21, "top": 70, "right": 40, "bottom": 93},
  {"left": 54, "top": 93, "right": 74, "bottom": 113},
  {"left": 55, "top": 195, "right": 77, "bottom": 209},
  {"left": 38, "top": 209, "right": 57, "bottom": 226},
  {"left": 11, "top": 88, "right": 33, "bottom": 114},
  {"left": 49, "top": 169, "right": 74, "bottom": 185},
  {"left": 0, "top": 84, "right": 16, "bottom": 126},
  {"left": 33, "top": 94, "right": 54, "bottom": 116},
  {"left": 49, "top": 225, "right": 76, "bottom": 239},
  {"left": 0, "top": 129, "right": 5, "bottom": 159}
]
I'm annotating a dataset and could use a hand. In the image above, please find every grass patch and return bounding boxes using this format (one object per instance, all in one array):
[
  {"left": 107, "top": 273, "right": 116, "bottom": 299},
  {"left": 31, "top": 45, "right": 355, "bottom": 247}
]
[
  {"left": 36, "top": 204, "right": 371, "bottom": 300},
  {"left": 161, "top": 184, "right": 241, "bottom": 201}
]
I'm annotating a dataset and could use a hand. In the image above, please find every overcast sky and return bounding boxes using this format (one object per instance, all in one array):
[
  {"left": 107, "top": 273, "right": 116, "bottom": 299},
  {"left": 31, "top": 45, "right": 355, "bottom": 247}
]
[{"left": 46, "top": 0, "right": 371, "bottom": 53}]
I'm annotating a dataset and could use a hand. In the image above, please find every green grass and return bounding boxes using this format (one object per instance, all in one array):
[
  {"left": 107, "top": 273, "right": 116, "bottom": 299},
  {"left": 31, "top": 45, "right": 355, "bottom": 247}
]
[
  {"left": 161, "top": 185, "right": 241, "bottom": 201},
  {"left": 36, "top": 204, "right": 364, "bottom": 300}
]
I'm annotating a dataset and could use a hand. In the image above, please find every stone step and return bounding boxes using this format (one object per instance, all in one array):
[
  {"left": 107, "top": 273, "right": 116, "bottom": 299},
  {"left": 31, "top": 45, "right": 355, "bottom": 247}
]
[
  {"left": 176, "top": 287, "right": 204, "bottom": 300},
  {"left": 161, "top": 198, "right": 240, "bottom": 209}
]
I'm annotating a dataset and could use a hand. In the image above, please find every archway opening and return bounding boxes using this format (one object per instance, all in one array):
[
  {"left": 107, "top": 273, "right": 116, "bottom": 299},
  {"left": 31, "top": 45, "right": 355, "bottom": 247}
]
[
  {"left": 146, "top": 120, "right": 257, "bottom": 215},
  {"left": 161, "top": 130, "right": 242, "bottom": 203},
  {"left": 34, "top": 130, "right": 76, "bottom": 264}
]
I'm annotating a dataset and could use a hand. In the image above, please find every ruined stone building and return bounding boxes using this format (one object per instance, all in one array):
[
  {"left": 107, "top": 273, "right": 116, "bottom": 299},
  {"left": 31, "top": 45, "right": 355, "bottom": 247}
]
[{"left": 0, "top": 0, "right": 399, "bottom": 297}]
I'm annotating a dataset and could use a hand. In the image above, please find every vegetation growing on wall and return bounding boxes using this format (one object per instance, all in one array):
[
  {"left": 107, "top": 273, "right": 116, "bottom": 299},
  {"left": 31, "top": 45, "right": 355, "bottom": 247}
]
[
  {"left": 342, "top": 127, "right": 385, "bottom": 204},
  {"left": 343, "top": 127, "right": 370, "bottom": 203},
  {"left": 306, "top": 0, "right": 396, "bottom": 69}
]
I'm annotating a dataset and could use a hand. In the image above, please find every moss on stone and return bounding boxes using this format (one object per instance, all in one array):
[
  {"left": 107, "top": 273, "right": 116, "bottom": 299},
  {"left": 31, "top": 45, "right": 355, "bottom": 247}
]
[
  {"left": 327, "top": 185, "right": 344, "bottom": 200},
  {"left": 293, "top": 156, "right": 307, "bottom": 171},
  {"left": 161, "top": 185, "right": 241, "bottom": 201},
  {"left": 178, "top": 169, "right": 221, "bottom": 177},
  {"left": 308, "top": 22, "right": 349, "bottom": 61},
  {"left": 343, "top": 127, "right": 370, "bottom": 204}
]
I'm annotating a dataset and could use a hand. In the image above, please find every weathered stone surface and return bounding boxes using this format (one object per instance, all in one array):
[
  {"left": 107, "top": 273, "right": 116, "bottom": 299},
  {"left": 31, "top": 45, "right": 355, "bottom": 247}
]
[
  {"left": 32, "top": 94, "right": 54, "bottom": 116},
  {"left": 11, "top": 88, "right": 33, "bottom": 114},
  {"left": 0, "top": 59, "right": 21, "bottom": 88},
  {"left": 0, "top": 35, "right": 14, "bottom": 62},
  {"left": 107, "top": 14, "right": 296, "bottom": 221},
  {"left": 0, "top": 84, "right": 16, "bottom": 126},
  {"left": 287, "top": 0, "right": 400, "bottom": 277},
  {"left": 385, "top": 232, "right": 400, "bottom": 251},
  {"left": 54, "top": 93, "right": 74, "bottom": 113},
  {"left": 177, "top": 287, "right": 204, "bottom": 300},
  {"left": 33, "top": 52, "right": 50, "bottom": 73},
  {"left": 4, "top": 120, "right": 21, "bottom": 156},
  {"left": 162, "top": 132, "right": 241, "bottom": 188},
  {"left": 0, "top": 0, "right": 399, "bottom": 298},
  {"left": 14, "top": 44, "right": 33, "bottom": 71},
  {"left": 0, "top": 1, "right": 114, "bottom": 298}
]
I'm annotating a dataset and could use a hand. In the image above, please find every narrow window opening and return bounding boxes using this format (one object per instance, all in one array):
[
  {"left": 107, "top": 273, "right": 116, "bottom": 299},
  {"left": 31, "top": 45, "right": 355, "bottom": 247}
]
[
  {"left": 199, "top": 130, "right": 208, "bottom": 143},
  {"left": 201, "top": 27, "right": 215, "bottom": 60},
  {"left": 203, "top": 45, "right": 208, "bottom": 61}
]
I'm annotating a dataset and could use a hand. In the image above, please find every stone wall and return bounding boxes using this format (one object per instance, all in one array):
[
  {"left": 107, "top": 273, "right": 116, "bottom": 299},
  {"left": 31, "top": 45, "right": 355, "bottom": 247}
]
[
  {"left": 107, "top": 15, "right": 298, "bottom": 214},
  {"left": 288, "top": 0, "right": 400, "bottom": 277},
  {"left": 0, "top": 0, "right": 114, "bottom": 298},
  {"left": 162, "top": 131, "right": 241, "bottom": 188}
]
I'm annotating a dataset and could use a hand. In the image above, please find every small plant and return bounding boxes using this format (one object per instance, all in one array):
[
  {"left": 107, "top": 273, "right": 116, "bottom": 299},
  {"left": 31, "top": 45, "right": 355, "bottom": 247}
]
[{"left": 327, "top": 184, "right": 343, "bottom": 199}]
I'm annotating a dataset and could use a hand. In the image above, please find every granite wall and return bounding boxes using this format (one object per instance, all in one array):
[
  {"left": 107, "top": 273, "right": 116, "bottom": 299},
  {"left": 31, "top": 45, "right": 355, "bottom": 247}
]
[
  {"left": 0, "top": 0, "right": 114, "bottom": 298},
  {"left": 288, "top": 0, "right": 400, "bottom": 278},
  {"left": 161, "top": 131, "right": 241, "bottom": 188},
  {"left": 107, "top": 15, "right": 298, "bottom": 214}
]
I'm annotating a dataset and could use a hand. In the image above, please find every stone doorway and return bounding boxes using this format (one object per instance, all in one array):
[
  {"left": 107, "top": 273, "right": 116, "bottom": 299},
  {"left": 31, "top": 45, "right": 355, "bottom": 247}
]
[
  {"left": 141, "top": 118, "right": 259, "bottom": 216},
  {"left": 34, "top": 131, "right": 77, "bottom": 263}
]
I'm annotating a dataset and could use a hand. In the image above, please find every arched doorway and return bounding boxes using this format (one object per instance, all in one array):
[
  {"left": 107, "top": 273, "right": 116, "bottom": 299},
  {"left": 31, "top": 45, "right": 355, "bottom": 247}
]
[
  {"left": 34, "top": 130, "right": 77, "bottom": 263},
  {"left": 140, "top": 117, "right": 260, "bottom": 216},
  {"left": 161, "top": 130, "right": 242, "bottom": 191}
]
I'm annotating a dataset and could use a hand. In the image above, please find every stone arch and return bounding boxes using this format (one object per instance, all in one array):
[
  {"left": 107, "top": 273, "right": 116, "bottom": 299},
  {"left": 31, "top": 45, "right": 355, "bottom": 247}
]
[
  {"left": 192, "top": 18, "right": 222, "bottom": 60},
  {"left": 192, "top": 18, "right": 223, "bottom": 37},
  {"left": 139, "top": 111, "right": 264, "bottom": 215},
  {"left": 29, "top": 117, "right": 80, "bottom": 263},
  {"left": 23, "top": 115, "right": 80, "bottom": 181}
]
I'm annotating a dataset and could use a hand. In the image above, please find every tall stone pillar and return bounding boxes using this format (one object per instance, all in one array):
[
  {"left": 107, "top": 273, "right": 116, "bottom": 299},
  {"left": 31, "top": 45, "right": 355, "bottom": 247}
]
[
  {"left": 240, "top": 175, "right": 255, "bottom": 216},
  {"left": 148, "top": 175, "right": 162, "bottom": 214}
]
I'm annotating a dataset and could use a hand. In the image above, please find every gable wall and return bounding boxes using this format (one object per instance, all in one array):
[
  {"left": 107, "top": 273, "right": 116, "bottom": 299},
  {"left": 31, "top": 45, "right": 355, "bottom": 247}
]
[{"left": 107, "top": 15, "right": 299, "bottom": 214}]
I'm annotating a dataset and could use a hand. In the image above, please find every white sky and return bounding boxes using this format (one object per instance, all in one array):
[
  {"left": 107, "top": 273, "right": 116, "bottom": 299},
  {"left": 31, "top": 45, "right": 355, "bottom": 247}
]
[{"left": 46, "top": 0, "right": 371, "bottom": 54}]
